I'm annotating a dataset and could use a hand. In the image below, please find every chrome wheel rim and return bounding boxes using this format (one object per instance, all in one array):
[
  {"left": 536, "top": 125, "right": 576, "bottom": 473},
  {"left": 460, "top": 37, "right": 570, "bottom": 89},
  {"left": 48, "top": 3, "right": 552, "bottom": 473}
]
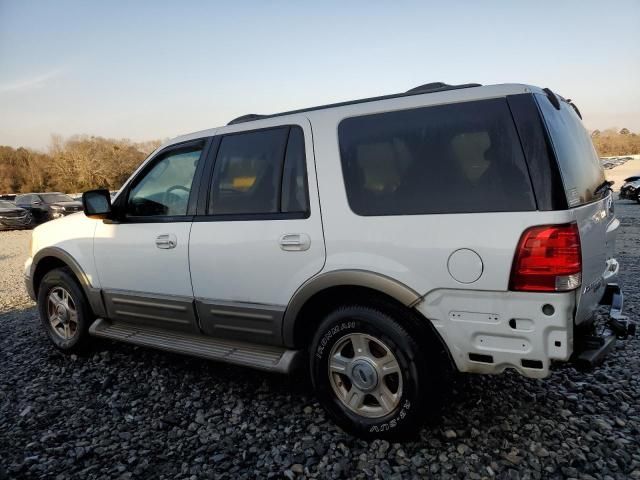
[
  {"left": 47, "top": 286, "right": 78, "bottom": 340},
  {"left": 328, "top": 333, "right": 403, "bottom": 418}
]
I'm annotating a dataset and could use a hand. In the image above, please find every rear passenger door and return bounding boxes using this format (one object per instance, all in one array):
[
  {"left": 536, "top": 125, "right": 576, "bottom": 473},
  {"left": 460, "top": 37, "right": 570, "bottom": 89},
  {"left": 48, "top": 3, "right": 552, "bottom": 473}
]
[{"left": 189, "top": 118, "right": 325, "bottom": 345}]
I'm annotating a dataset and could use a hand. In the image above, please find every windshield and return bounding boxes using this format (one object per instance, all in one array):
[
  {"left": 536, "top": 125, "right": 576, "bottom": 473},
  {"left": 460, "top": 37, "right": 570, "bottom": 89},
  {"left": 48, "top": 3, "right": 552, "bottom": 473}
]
[
  {"left": 40, "top": 193, "right": 75, "bottom": 203},
  {"left": 0, "top": 200, "right": 16, "bottom": 208}
]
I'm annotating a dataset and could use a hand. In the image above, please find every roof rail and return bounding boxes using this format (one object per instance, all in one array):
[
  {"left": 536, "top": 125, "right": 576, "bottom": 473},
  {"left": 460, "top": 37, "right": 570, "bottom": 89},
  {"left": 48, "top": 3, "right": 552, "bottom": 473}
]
[
  {"left": 227, "top": 81, "right": 482, "bottom": 125},
  {"left": 227, "top": 114, "right": 268, "bottom": 126},
  {"left": 405, "top": 82, "right": 481, "bottom": 94}
]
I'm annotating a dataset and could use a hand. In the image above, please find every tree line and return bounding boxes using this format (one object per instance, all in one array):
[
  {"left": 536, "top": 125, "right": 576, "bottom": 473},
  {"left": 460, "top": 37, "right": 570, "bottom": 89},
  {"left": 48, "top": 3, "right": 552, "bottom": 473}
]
[
  {"left": 0, "top": 135, "right": 160, "bottom": 194},
  {"left": 0, "top": 128, "right": 639, "bottom": 194},
  {"left": 591, "top": 128, "right": 640, "bottom": 157}
]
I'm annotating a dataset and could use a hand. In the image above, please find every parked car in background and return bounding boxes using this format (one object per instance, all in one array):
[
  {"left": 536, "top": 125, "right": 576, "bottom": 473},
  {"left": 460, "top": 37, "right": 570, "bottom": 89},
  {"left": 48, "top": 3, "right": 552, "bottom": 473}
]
[
  {"left": 601, "top": 156, "right": 632, "bottom": 170},
  {"left": 0, "top": 200, "right": 32, "bottom": 230},
  {"left": 71, "top": 191, "right": 118, "bottom": 201},
  {"left": 0, "top": 194, "right": 17, "bottom": 201},
  {"left": 15, "top": 193, "right": 83, "bottom": 225},
  {"left": 620, "top": 175, "right": 640, "bottom": 202}
]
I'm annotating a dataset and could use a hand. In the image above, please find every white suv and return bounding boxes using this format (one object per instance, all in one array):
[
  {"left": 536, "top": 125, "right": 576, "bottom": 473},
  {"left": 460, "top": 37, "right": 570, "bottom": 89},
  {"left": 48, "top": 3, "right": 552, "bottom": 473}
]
[{"left": 25, "top": 82, "right": 632, "bottom": 438}]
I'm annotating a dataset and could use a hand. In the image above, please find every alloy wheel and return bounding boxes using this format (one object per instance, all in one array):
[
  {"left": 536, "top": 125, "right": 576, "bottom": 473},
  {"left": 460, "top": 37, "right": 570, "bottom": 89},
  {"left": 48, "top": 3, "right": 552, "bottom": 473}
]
[
  {"left": 328, "top": 333, "right": 403, "bottom": 418},
  {"left": 46, "top": 286, "right": 78, "bottom": 340}
]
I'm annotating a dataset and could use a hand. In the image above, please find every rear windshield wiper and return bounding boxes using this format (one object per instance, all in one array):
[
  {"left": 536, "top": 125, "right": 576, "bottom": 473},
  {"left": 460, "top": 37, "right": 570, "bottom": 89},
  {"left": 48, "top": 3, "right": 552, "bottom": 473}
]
[
  {"left": 565, "top": 98, "right": 582, "bottom": 119},
  {"left": 593, "top": 180, "right": 614, "bottom": 198}
]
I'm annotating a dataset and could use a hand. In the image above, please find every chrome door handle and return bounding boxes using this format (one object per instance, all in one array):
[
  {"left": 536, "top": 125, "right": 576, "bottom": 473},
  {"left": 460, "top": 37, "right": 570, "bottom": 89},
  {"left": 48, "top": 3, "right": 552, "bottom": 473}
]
[
  {"left": 155, "top": 234, "right": 177, "bottom": 249},
  {"left": 279, "top": 233, "right": 311, "bottom": 251}
]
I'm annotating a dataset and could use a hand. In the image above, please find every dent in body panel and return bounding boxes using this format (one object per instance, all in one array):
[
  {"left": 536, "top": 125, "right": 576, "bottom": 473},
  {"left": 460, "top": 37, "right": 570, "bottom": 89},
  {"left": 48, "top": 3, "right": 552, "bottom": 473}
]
[{"left": 416, "top": 288, "right": 576, "bottom": 378}]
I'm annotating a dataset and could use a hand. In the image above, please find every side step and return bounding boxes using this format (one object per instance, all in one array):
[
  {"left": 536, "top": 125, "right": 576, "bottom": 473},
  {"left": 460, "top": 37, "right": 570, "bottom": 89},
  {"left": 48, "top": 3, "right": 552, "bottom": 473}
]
[{"left": 89, "top": 318, "right": 299, "bottom": 374}]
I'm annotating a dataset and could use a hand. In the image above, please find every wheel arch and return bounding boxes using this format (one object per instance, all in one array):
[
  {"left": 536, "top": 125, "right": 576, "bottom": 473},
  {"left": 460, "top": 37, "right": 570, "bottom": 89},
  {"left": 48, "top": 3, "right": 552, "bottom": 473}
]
[
  {"left": 283, "top": 271, "right": 455, "bottom": 374},
  {"left": 284, "top": 270, "right": 433, "bottom": 340},
  {"left": 31, "top": 247, "right": 106, "bottom": 317}
]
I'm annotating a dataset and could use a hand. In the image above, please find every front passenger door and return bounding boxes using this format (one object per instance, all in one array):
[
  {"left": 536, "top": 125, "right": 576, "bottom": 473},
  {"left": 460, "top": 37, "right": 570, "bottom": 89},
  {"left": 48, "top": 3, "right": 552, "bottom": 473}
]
[{"left": 93, "top": 139, "right": 209, "bottom": 332}]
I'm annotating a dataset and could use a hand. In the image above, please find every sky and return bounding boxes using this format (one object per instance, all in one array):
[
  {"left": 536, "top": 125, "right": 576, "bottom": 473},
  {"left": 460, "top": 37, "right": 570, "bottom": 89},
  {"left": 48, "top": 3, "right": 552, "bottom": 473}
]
[{"left": 1, "top": 0, "right": 639, "bottom": 150}]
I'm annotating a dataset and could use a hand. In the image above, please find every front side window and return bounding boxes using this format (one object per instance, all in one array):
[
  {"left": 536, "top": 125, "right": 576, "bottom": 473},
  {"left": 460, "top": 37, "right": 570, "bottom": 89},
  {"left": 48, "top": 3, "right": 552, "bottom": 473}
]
[
  {"left": 208, "top": 126, "right": 309, "bottom": 216},
  {"left": 128, "top": 146, "right": 202, "bottom": 217},
  {"left": 338, "top": 98, "right": 536, "bottom": 216}
]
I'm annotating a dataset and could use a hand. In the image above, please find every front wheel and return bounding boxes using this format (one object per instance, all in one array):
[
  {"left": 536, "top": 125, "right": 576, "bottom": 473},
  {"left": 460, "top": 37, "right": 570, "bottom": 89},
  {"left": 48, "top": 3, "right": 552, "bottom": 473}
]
[
  {"left": 310, "top": 305, "right": 444, "bottom": 439},
  {"left": 37, "top": 267, "right": 93, "bottom": 352}
]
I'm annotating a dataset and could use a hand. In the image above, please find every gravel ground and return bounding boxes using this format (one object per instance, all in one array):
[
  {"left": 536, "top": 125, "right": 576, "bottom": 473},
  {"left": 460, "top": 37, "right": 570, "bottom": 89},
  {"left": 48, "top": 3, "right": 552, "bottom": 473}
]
[
  {"left": 0, "top": 229, "right": 34, "bottom": 313},
  {"left": 1, "top": 202, "right": 639, "bottom": 480}
]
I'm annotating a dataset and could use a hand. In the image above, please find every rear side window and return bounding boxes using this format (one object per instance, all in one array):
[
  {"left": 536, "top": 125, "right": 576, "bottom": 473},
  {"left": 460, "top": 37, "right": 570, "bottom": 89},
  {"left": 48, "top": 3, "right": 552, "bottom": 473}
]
[
  {"left": 338, "top": 98, "right": 536, "bottom": 216},
  {"left": 208, "top": 126, "right": 309, "bottom": 216},
  {"left": 535, "top": 94, "right": 605, "bottom": 206}
]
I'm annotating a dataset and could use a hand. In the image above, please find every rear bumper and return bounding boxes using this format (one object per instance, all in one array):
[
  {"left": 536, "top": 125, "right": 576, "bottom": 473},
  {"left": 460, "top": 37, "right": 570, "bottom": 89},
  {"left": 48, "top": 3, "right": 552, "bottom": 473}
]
[
  {"left": 415, "top": 289, "right": 576, "bottom": 379},
  {"left": 417, "top": 283, "right": 634, "bottom": 379}
]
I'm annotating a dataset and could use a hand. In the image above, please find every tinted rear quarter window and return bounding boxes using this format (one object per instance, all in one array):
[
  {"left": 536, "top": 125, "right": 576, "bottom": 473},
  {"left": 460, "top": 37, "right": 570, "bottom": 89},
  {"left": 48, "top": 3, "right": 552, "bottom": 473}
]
[
  {"left": 535, "top": 94, "right": 605, "bottom": 206},
  {"left": 338, "top": 98, "right": 536, "bottom": 216},
  {"left": 281, "top": 127, "right": 309, "bottom": 213}
]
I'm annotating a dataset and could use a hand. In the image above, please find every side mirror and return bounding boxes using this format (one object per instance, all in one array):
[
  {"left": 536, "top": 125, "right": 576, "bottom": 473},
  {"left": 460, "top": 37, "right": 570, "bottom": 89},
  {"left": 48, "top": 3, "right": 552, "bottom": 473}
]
[{"left": 82, "top": 189, "right": 112, "bottom": 219}]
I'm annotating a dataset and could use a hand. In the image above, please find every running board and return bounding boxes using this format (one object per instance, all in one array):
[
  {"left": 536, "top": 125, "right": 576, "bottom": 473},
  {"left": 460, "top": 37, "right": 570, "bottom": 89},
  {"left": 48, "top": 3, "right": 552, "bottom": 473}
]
[{"left": 89, "top": 318, "right": 299, "bottom": 374}]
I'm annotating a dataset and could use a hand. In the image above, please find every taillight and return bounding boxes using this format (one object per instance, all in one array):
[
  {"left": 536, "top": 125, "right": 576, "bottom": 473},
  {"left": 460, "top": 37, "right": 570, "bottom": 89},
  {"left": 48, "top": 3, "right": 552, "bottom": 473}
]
[{"left": 509, "top": 223, "right": 582, "bottom": 292}]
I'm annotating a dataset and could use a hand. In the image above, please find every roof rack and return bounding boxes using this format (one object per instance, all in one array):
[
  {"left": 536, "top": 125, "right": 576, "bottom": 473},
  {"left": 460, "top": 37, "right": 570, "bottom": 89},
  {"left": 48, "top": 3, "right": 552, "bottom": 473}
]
[
  {"left": 405, "top": 82, "right": 481, "bottom": 94},
  {"left": 227, "top": 114, "right": 268, "bottom": 125},
  {"left": 227, "top": 81, "right": 481, "bottom": 125}
]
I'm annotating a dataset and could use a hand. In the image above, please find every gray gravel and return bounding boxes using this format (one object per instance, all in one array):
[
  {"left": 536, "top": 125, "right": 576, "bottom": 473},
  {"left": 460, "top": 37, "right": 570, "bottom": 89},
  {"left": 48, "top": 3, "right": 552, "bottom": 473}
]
[
  {"left": 1, "top": 203, "right": 639, "bottom": 480},
  {"left": 0, "top": 229, "right": 34, "bottom": 313}
]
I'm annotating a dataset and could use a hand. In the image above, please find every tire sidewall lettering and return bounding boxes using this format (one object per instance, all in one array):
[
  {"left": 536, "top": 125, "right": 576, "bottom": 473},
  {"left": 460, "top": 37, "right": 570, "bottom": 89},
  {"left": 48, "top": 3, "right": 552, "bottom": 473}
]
[
  {"left": 368, "top": 399, "right": 412, "bottom": 433},
  {"left": 315, "top": 320, "right": 356, "bottom": 359}
]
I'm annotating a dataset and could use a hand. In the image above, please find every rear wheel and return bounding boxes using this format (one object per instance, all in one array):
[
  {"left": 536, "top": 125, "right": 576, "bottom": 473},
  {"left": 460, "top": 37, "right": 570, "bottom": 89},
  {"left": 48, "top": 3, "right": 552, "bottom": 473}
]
[
  {"left": 37, "top": 267, "right": 93, "bottom": 352},
  {"left": 310, "top": 304, "right": 445, "bottom": 439}
]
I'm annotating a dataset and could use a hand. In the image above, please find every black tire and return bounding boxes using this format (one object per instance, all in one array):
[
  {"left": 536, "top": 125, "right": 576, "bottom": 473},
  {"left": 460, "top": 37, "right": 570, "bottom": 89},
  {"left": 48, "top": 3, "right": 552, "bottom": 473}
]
[
  {"left": 310, "top": 304, "right": 446, "bottom": 440},
  {"left": 37, "top": 267, "right": 93, "bottom": 352}
]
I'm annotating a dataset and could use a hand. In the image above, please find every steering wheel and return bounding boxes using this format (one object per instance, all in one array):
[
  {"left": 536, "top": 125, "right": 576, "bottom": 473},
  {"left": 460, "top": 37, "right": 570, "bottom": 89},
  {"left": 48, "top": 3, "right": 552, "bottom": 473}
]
[
  {"left": 163, "top": 185, "right": 190, "bottom": 214},
  {"left": 166, "top": 185, "right": 190, "bottom": 196}
]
